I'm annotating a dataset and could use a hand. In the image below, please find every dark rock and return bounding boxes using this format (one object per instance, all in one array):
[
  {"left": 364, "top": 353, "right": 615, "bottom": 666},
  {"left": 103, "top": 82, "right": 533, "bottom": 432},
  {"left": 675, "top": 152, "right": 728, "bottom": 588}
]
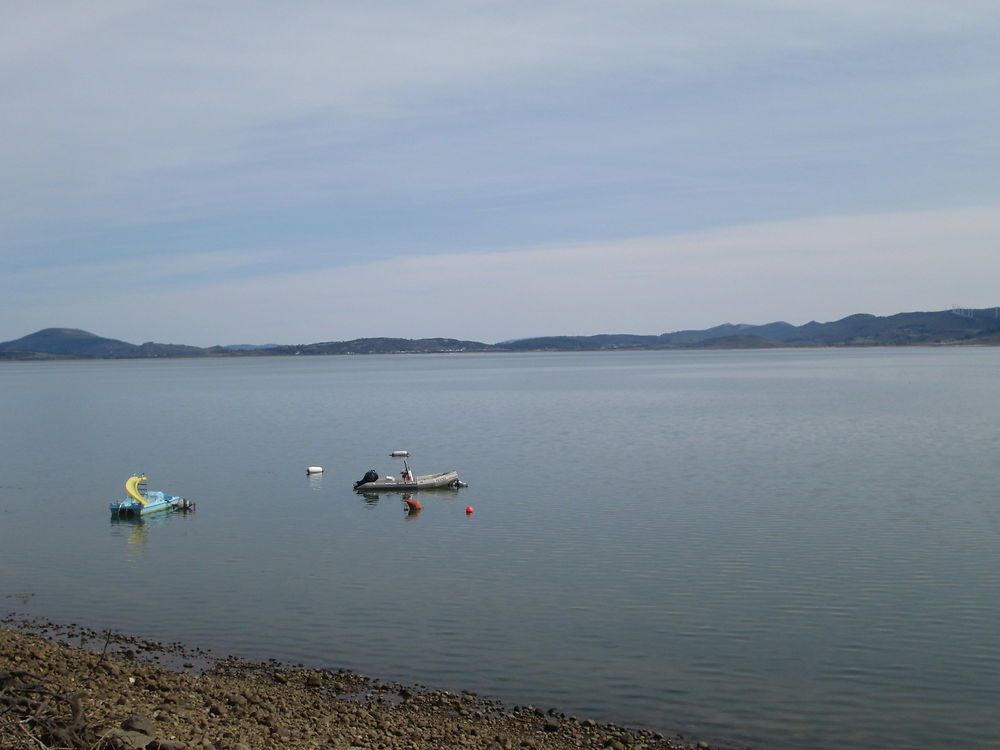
[
  {"left": 105, "top": 727, "right": 155, "bottom": 749},
  {"left": 149, "top": 741, "right": 188, "bottom": 750},
  {"left": 122, "top": 714, "right": 156, "bottom": 735}
]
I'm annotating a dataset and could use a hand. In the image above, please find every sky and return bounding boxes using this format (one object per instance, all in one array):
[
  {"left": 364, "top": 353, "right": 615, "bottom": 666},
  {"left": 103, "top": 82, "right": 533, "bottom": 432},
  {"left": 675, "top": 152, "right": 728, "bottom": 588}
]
[{"left": 1, "top": 1, "right": 998, "bottom": 346}]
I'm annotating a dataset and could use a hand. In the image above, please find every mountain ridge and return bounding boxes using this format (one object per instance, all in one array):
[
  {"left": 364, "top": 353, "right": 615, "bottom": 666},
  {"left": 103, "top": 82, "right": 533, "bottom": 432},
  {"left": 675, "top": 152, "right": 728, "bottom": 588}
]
[{"left": 1, "top": 307, "right": 999, "bottom": 360}]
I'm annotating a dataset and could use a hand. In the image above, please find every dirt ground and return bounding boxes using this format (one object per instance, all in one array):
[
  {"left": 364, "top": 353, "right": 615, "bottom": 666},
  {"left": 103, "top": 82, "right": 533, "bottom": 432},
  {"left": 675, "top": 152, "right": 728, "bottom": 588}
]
[{"left": 1, "top": 618, "right": 715, "bottom": 750}]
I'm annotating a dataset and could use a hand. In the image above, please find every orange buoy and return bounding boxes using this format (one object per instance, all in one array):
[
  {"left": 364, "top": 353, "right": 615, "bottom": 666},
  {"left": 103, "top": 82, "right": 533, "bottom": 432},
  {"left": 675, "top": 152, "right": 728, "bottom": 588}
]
[{"left": 405, "top": 499, "right": 422, "bottom": 513}]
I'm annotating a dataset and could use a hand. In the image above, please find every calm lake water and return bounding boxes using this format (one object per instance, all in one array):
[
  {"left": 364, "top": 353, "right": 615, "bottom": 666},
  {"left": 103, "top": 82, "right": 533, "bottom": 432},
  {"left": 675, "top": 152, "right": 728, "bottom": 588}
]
[{"left": 1, "top": 348, "right": 999, "bottom": 749}]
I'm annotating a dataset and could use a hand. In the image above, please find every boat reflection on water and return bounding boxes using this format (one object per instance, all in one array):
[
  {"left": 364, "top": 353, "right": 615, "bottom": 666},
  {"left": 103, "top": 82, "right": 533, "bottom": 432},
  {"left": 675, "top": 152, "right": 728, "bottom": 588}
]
[
  {"left": 357, "top": 492, "right": 423, "bottom": 518},
  {"left": 109, "top": 511, "right": 195, "bottom": 561},
  {"left": 356, "top": 488, "right": 464, "bottom": 519},
  {"left": 402, "top": 494, "right": 422, "bottom": 519},
  {"left": 360, "top": 486, "right": 463, "bottom": 501},
  {"left": 109, "top": 515, "right": 155, "bottom": 559}
]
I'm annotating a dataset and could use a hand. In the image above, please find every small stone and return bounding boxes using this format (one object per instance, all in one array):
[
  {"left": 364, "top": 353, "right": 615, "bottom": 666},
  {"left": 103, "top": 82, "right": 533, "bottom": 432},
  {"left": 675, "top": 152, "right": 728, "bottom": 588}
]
[
  {"left": 122, "top": 714, "right": 156, "bottom": 736},
  {"left": 105, "top": 727, "right": 155, "bottom": 749}
]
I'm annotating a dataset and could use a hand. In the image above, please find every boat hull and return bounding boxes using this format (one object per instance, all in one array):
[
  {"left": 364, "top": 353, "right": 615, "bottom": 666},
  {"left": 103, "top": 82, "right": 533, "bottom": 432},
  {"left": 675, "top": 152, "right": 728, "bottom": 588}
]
[
  {"left": 354, "top": 471, "right": 463, "bottom": 492},
  {"left": 110, "top": 491, "right": 186, "bottom": 517}
]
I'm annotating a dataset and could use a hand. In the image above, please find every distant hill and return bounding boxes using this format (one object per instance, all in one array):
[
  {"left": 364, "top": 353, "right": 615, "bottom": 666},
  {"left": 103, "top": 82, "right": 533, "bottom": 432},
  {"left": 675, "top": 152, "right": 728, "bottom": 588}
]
[
  {"left": 0, "top": 329, "right": 498, "bottom": 360},
  {"left": 266, "top": 337, "right": 496, "bottom": 356},
  {"left": 0, "top": 328, "right": 209, "bottom": 359},
  {"left": 686, "top": 334, "right": 783, "bottom": 349},
  {"left": 693, "top": 309, "right": 1000, "bottom": 347},
  {"left": 220, "top": 343, "right": 281, "bottom": 351},
  {"left": 0, "top": 328, "right": 138, "bottom": 358},
  {"left": 1, "top": 308, "right": 998, "bottom": 361},
  {"left": 504, "top": 308, "right": 1000, "bottom": 350}
]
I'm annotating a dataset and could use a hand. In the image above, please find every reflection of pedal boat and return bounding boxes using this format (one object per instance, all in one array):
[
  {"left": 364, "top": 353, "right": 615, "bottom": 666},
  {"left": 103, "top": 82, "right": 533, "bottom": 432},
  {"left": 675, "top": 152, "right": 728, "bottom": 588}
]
[
  {"left": 109, "top": 475, "right": 195, "bottom": 517},
  {"left": 353, "top": 452, "right": 468, "bottom": 492}
]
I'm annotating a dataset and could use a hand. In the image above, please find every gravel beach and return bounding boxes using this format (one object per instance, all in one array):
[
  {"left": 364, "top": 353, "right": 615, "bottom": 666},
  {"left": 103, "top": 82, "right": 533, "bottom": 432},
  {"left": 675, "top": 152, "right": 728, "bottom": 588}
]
[{"left": 1, "top": 618, "right": 717, "bottom": 750}]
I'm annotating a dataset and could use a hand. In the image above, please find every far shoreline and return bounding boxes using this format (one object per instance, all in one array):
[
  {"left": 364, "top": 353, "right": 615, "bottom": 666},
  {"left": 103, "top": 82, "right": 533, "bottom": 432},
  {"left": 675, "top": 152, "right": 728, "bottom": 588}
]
[{"left": 2, "top": 338, "right": 999, "bottom": 365}]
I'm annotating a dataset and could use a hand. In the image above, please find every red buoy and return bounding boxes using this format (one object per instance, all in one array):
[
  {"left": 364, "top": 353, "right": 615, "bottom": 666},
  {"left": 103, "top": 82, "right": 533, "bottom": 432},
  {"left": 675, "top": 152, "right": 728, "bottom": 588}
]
[{"left": 465, "top": 506, "right": 474, "bottom": 515}]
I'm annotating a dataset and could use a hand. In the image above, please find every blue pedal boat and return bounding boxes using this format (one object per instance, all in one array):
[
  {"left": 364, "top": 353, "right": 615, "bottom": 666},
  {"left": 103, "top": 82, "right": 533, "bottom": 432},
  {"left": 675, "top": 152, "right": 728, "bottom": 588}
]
[{"left": 110, "top": 474, "right": 194, "bottom": 517}]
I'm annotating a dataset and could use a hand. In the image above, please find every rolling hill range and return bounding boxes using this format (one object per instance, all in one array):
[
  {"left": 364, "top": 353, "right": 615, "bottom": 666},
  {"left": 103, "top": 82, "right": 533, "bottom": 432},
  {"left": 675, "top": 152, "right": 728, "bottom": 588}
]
[
  {"left": 502, "top": 308, "right": 1000, "bottom": 350},
  {"left": 1, "top": 308, "right": 999, "bottom": 360},
  {"left": 0, "top": 328, "right": 495, "bottom": 360}
]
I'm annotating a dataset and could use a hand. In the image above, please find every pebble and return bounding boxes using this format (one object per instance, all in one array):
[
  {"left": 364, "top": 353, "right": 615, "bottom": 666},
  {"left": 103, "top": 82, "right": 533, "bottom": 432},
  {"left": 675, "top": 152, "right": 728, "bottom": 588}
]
[{"left": 122, "top": 714, "right": 156, "bottom": 735}]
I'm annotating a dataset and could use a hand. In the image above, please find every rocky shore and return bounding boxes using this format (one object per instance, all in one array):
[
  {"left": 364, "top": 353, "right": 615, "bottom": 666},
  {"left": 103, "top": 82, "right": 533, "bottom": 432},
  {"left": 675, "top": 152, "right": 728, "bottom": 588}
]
[{"left": 1, "top": 618, "right": 716, "bottom": 750}]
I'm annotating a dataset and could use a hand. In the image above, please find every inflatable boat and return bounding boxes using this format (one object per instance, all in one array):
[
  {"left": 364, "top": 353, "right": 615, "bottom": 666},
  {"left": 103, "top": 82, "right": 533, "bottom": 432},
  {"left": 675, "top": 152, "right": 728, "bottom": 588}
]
[{"left": 353, "top": 452, "right": 467, "bottom": 492}]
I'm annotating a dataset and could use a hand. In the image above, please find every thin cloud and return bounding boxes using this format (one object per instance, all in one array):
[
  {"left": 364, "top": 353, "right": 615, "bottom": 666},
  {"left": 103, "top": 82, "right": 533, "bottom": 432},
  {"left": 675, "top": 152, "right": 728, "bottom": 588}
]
[
  {"left": 1, "top": 3, "right": 998, "bottom": 343},
  {"left": 13, "top": 204, "right": 994, "bottom": 346}
]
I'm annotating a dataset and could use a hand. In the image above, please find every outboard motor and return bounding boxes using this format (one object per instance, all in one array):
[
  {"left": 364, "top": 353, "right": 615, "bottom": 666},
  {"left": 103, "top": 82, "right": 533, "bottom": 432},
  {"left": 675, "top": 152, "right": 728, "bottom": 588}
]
[{"left": 354, "top": 469, "right": 379, "bottom": 489}]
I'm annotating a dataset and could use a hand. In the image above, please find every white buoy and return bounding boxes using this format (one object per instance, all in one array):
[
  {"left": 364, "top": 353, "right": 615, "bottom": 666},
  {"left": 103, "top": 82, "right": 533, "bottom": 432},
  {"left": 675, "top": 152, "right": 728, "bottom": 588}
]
[
  {"left": 306, "top": 466, "right": 324, "bottom": 474},
  {"left": 390, "top": 450, "right": 410, "bottom": 457}
]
